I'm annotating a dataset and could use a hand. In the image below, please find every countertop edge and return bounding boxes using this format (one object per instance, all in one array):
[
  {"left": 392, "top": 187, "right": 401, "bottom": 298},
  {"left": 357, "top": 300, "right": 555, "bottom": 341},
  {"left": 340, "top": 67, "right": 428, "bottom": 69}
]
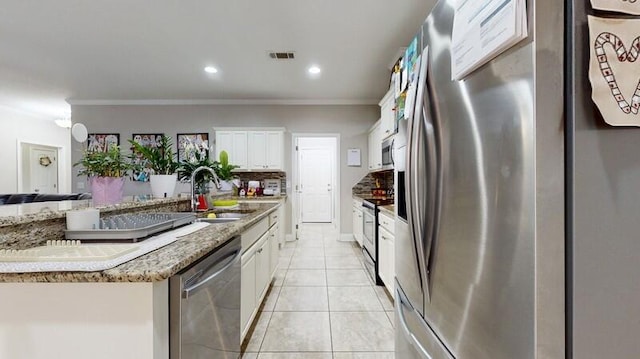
[{"left": 0, "top": 203, "right": 280, "bottom": 283}]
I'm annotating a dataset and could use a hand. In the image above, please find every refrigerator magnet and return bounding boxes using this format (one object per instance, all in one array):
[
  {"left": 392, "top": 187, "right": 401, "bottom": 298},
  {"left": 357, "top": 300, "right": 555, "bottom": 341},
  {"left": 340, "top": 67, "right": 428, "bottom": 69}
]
[
  {"left": 588, "top": 16, "right": 640, "bottom": 127},
  {"left": 591, "top": 0, "right": 640, "bottom": 15}
]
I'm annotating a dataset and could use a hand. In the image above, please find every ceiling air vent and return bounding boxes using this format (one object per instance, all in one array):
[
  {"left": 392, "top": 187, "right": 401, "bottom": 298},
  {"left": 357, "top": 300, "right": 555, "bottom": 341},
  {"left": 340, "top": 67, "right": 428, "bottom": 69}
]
[{"left": 268, "top": 51, "right": 296, "bottom": 60}]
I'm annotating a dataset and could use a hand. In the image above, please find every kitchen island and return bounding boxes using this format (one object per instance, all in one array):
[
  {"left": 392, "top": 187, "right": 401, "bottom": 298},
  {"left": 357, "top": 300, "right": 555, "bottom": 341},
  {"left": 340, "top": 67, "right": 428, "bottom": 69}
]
[{"left": 0, "top": 196, "right": 282, "bottom": 359}]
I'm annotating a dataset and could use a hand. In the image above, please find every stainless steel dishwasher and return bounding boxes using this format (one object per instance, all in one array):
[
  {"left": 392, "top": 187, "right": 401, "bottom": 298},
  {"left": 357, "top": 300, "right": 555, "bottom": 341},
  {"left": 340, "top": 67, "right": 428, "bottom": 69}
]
[{"left": 170, "top": 236, "right": 241, "bottom": 359}]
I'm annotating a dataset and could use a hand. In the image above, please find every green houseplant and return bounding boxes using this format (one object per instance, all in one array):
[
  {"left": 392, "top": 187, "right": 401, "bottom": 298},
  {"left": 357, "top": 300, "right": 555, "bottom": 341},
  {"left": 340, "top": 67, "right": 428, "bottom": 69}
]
[
  {"left": 74, "top": 144, "right": 135, "bottom": 205},
  {"left": 129, "top": 135, "right": 179, "bottom": 198},
  {"left": 213, "top": 150, "right": 239, "bottom": 191}
]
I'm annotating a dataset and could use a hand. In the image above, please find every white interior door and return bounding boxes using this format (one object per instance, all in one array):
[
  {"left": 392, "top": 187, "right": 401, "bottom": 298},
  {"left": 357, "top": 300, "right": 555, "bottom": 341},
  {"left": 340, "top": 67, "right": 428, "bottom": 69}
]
[
  {"left": 28, "top": 146, "right": 59, "bottom": 194},
  {"left": 299, "top": 147, "right": 333, "bottom": 223}
]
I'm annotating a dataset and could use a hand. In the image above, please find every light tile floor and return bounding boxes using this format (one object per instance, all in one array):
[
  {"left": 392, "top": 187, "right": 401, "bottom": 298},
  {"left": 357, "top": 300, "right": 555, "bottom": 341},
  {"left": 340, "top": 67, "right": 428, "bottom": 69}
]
[{"left": 242, "top": 223, "right": 395, "bottom": 359}]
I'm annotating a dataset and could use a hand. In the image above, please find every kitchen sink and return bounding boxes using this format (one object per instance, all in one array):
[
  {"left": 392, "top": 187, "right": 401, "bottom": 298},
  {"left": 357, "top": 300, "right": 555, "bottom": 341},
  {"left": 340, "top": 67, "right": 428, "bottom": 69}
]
[
  {"left": 196, "top": 217, "right": 240, "bottom": 224},
  {"left": 196, "top": 212, "right": 249, "bottom": 224}
]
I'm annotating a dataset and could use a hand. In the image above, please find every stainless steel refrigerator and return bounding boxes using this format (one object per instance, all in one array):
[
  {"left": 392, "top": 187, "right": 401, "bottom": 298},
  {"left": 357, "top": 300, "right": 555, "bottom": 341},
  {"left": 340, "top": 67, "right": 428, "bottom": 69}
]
[{"left": 395, "top": 0, "right": 565, "bottom": 358}]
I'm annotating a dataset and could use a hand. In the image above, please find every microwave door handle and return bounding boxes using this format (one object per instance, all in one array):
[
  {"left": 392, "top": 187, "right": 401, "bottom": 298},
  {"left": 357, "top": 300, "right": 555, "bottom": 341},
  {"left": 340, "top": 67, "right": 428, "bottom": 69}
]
[{"left": 390, "top": 138, "right": 395, "bottom": 166}]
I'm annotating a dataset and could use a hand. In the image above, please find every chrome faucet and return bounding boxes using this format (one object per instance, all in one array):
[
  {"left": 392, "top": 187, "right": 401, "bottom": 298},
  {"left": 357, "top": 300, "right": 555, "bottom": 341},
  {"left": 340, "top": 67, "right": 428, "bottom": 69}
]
[{"left": 190, "top": 166, "right": 222, "bottom": 211}]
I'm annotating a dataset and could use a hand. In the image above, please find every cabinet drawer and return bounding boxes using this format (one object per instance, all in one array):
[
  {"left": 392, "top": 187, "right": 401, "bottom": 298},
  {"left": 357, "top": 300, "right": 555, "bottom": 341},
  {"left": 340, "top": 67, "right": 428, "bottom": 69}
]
[
  {"left": 379, "top": 212, "right": 395, "bottom": 234},
  {"left": 269, "top": 210, "right": 280, "bottom": 226},
  {"left": 242, "top": 217, "right": 269, "bottom": 252}
]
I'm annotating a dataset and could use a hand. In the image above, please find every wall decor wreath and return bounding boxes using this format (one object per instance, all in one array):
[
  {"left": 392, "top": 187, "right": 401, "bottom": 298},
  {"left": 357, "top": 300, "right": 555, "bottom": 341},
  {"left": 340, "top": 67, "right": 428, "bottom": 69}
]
[{"left": 39, "top": 156, "right": 52, "bottom": 167}]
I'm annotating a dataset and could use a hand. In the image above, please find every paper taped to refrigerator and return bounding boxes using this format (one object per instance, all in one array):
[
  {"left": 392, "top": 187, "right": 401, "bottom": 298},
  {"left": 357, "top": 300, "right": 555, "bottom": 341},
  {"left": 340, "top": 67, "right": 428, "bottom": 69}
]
[
  {"left": 451, "top": 0, "right": 528, "bottom": 80},
  {"left": 590, "top": 0, "right": 640, "bottom": 15},
  {"left": 588, "top": 16, "right": 640, "bottom": 127}
]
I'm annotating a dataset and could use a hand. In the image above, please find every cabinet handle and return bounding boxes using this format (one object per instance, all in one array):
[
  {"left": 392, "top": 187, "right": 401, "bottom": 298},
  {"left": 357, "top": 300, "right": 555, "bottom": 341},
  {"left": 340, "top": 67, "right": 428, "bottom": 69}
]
[{"left": 257, "top": 248, "right": 263, "bottom": 253}]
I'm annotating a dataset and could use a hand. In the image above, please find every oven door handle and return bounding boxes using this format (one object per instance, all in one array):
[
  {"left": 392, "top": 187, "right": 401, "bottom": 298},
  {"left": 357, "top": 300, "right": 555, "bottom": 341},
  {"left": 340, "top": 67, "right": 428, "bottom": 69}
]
[{"left": 182, "top": 249, "right": 241, "bottom": 299}]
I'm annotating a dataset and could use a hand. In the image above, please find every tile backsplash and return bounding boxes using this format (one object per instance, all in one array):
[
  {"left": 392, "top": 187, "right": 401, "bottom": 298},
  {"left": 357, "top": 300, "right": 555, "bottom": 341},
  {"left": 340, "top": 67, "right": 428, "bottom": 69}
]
[
  {"left": 233, "top": 171, "right": 287, "bottom": 194},
  {"left": 352, "top": 170, "right": 394, "bottom": 196}
]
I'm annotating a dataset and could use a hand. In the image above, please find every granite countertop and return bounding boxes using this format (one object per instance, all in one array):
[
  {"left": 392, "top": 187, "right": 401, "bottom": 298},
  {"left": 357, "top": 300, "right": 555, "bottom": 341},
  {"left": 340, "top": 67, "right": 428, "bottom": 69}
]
[
  {"left": 0, "top": 196, "right": 190, "bottom": 227},
  {"left": 211, "top": 193, "right": 287, "bottom": 201},
  {"left": 0, "top": 202, "right": 279, "bottom": 283},
  {"left": 379, "top": 205, "right": 395, "bottom": 216}
]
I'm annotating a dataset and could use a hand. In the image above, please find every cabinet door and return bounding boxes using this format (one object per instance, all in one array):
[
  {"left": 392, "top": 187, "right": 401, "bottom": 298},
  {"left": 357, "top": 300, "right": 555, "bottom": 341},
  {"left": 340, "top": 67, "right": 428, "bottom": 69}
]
[
  {"left": 248, "top": 131, "right": 267, "bottom": 169},
  {"left": 216, "top": 131, "right": 248, "bottom": 169},
  {"left": 352, "top": 207, "right": 363, "bottom": 246},
  {"left": 269, "top": 223, "right": 279, "bottom": 277},
  {"left": 255, "top": 234, "right": 271, "bottom": 302},
  {"left": 265, "top": 131, "right": 283, "bottom": 169},
  {"left": 379, "top": 89, "right": 395, "bottom": 139},
  {"left": 378, "top": 226, "right": 394, "bottom": 289},
  {"left": 241, "top": 251, "right": 256, "bottom": 336},
  {"left": 355, "top": 209, "right": 364, "bottom": 246},
  {"left": 369, "top": 122, "right": 382, "bottom": 170}
]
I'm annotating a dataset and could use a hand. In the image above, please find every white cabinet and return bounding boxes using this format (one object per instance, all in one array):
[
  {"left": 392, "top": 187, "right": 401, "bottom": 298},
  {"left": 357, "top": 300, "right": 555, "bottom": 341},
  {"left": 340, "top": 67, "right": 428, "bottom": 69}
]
[
  {"left": 248, "top": 131, "right": 283, "bottom": 170},
  {"left": 379, "top": 89, "right": 395, "bottom": 140},
  {"left": 352, "top": 199, "right": 363, "bottom": 246},
  {"left": 215, "top": 128, "right": 284, "bottom": 171},
  {"left": 378, "top": 211, "right": 395, "bottom": 298},
  {"left": 241, "top": 250, "right": 256, "bottom": 336},
  {"left": 215, "top": 131, "right": 248, "bottom": 169},
  {"left": 368, "top": 120, "right": 382, "bottom": 171},
  {"left": 255, "top": 233, "right": 271, "bottom": 303},
  {"left": 240, "top": 216, "right": 276, "bottom": 340}
]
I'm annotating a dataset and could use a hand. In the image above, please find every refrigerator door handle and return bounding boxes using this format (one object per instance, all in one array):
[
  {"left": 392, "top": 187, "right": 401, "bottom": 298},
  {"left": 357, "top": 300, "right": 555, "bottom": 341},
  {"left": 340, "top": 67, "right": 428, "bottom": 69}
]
[
  {"left": 420, "top": 55, "right": 441, "bottom": 296},
  {"left": 396, "top": 286, "right": 433, "bottom": 359},
  {"left": 406, "top": 76, "right": 429, "bottom": 296},
  {"left": 408, "top": 47, "right": 432, "bottom": 298}
]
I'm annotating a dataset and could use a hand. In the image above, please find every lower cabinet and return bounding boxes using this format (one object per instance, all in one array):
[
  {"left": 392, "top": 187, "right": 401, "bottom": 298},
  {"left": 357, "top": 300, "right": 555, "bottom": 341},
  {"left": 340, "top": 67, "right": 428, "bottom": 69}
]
[
  {"left": 352, "top": 199, "right": 364, "bottom": 246},
  {"left": 378, "top": 211, "right": 395, "bottom": 299},
  {"left": 240, "top": 250, "right": 256, "bottom": 335},
  {"left": 240, "top": 221, "right": 272, "bottom": 340},
  {"left": 240, "top": 206, "right": 283, "bottom": 341}
]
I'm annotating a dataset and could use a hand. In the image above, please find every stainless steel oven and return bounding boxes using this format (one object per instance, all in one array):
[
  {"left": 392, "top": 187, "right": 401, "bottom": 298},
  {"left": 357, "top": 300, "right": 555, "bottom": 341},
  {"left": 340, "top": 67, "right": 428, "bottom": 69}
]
[
  {"left": 362, "top": 200, "right": 380, "bottom": 285},
  {"left": 170, "top": 236, "right": 242, "bottom": 359}
]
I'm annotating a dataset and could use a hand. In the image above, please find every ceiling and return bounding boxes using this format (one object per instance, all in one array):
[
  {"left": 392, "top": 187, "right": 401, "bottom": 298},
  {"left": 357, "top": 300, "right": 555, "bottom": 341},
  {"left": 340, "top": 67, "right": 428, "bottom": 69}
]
[{"left": 0, "top": 1, "right": 434, "bottom": 118}]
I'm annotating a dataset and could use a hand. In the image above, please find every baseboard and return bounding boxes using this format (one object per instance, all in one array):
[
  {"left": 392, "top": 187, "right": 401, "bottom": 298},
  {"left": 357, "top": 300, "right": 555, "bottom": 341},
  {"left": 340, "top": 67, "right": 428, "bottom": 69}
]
[{"left": 339, "top": 233, "right": 356, "bottom": 242}]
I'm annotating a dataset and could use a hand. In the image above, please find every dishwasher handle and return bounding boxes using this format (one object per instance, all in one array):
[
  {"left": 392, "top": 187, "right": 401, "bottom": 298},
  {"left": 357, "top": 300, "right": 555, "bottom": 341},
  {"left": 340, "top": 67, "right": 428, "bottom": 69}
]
[{"left": 182, "top": 248, "right": 241, "bottom": 299}]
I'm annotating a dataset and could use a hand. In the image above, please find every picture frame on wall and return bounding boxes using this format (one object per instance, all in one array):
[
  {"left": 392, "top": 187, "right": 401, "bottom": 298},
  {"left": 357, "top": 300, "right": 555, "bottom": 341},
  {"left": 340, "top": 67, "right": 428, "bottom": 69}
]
[
  {"left": 87, "top": 133, "right": 119, "bottom": 153},
  {"left": 130, "top": 133, "right": 164, "bottom": 182},
  {"left": 177, "top": 133, "right": 209, "bottom": 162}
]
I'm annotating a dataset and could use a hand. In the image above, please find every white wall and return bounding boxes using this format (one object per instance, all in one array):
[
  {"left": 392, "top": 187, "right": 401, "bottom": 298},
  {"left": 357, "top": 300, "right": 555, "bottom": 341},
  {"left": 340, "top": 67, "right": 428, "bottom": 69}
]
[
  {"left": 0, "top": 105, "right": 72, "bottom": 193},
  {"left": 70, "top": 104, "right": 377, "bottom": 234}
]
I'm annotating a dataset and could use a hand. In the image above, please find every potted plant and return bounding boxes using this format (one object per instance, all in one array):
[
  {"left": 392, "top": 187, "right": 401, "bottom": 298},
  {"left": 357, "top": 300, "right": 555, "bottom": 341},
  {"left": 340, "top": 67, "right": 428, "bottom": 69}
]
[
  {"left": 129, "top": 135, "right": 179, "bottom": 198},
  {"left": 178, "top": 138, "right": 216, "bottom": 194},
  {"left": 74, "top": 144, "right": 135, "bottom": 205},
  {"left": 212, "top": 150, "right": 239, "bottom": 192}
]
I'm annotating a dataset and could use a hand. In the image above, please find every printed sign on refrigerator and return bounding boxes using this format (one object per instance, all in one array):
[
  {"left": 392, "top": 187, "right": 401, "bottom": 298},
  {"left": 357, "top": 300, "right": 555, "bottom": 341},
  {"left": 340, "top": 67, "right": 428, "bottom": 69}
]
[
  {"left": 590, "top": 0, "right": 640, "bottom": 15},
  {"left": 588, "top": 16, "right": 640, "bottom": 127},
  {"left": 451, "top": 0, "right": 528, "bottom": 80}
]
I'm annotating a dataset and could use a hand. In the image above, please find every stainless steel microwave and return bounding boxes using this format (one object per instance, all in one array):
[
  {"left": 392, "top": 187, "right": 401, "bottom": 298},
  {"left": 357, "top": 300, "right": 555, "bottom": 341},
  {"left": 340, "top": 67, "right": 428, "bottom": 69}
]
[{"left": 381, "top": 137, "right": 394, "bottom": 170}]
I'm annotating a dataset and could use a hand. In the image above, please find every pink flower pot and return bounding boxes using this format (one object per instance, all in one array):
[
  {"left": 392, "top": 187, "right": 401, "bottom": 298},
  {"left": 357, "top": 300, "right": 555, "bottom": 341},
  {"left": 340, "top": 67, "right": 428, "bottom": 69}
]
[{"left": 89, "top": 176, "right": 125, "bottom": 205}]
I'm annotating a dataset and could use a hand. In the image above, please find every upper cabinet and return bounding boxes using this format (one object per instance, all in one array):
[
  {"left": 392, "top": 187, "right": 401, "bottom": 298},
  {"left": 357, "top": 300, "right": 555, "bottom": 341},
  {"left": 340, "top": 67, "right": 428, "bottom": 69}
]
[
  {"left": 379, "top": 89, "right": 395, "bottom": 140},
  {"left": 215, "top": 131, "right": 248, "bottom": 169},
  {"left": 368, "top": 120, "right": 382, "bottom": 171},
  {"left": 215, "top": 128, "right": 284, "bottom": 171},
  {"left": 248, "top": 131, "right": 283, "bottom": 170}
]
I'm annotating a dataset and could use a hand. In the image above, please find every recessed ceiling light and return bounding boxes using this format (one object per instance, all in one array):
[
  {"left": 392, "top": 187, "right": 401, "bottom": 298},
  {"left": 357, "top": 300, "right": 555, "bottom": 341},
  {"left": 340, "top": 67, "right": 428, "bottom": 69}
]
[
  {"left": 204, "top": 66, "right": 218, "bottom": 74},
  {"left": 308, "top": 66, "right": 321, "bottom": 75}
]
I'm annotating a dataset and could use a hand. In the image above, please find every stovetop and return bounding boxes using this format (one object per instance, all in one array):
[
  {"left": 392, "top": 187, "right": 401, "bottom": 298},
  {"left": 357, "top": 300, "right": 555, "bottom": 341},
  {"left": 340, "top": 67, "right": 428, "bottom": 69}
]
[{"left": 363, "top": 198, "right": 394, "bottom": 207}]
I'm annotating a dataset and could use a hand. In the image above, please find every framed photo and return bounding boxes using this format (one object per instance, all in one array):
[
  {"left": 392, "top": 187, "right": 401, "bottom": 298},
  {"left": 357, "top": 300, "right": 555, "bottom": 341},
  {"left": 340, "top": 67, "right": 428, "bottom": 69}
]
[
  {"left": 177, "top": 133, "right": 209, "bottom": 162},
  {"left": 87, "top": 133, "right": 119, "bottom": 153},
  {"left": 131, "top": 133, "right": 164, "bottom": 182}
]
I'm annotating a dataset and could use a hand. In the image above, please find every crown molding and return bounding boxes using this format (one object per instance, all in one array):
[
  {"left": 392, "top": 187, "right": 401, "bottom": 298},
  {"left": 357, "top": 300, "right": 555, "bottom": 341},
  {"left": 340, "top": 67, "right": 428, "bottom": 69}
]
[{"left": 66, "top": 98, "right": 379, "bottom": 106}]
